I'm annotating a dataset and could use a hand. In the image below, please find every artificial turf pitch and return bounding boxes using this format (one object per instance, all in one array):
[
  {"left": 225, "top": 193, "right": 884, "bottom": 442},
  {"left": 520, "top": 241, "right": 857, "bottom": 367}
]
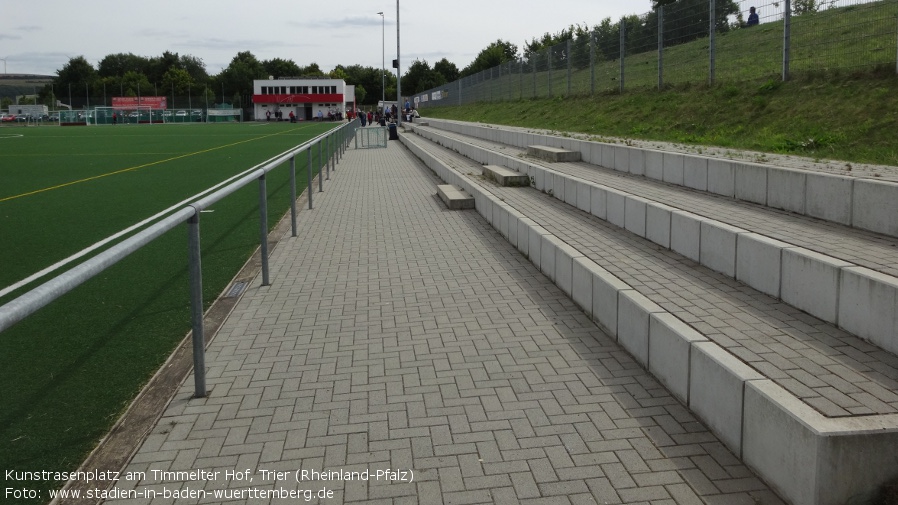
[{"left": 0, "top": 121, "right": 340, "bottom": 502}]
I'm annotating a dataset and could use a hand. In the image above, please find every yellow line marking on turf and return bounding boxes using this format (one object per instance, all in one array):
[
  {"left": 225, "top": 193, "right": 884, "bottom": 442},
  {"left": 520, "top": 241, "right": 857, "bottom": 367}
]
[{"left": 0, "top": 125, "right": 318, "bottom": 203}]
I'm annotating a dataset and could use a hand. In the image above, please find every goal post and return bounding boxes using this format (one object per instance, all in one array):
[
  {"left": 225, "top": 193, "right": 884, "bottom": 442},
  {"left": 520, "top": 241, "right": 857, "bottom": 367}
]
[
  {"left": 90, "top": 105, "right": 158, "bottom": 125},
  {"left": 206, "top": 108, "right": 242, "bottom": 123}
]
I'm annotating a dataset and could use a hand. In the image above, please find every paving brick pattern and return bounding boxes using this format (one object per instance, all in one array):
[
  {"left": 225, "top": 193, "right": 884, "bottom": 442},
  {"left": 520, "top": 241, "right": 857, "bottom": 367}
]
[
  {"left": 411, "top": 133, "right": 898, "bottom": 419},
  {"left": 106, "top": 141, "right": 782, "bottom": 504},
  {"left": 422, "top": 126, "right": 898, "bottom": 278}
]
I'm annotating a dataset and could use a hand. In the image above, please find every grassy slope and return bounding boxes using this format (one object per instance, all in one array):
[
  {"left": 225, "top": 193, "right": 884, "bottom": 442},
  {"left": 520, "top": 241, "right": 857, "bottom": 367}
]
[
  {"left": 425, "top": 70, "right": 898, "bottom": 167},
  {"left": 424, "top": 1, "right": 898, "bottom": 166}
]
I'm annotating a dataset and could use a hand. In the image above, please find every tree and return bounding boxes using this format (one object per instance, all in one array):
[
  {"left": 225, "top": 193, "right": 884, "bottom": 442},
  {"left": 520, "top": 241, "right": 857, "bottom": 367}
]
[
  {"left": 98, "top": 53, "right": 150, "bottom": 78},
  {"left": 793, "top": 0, "right": 821, "bottom": 15},
  {"left": 162, "top": 67, "right": 194, "bottom": 95},
  {"left": 214, "top": 51, "right": 266, "bottom": 105},
  {"left": 263, "top": 58, "right": 302, "bottom": 78},
  {"left": 401, "top": 59, "right": 447, "bottom": 95},
  {"left": 299, "top": 63, "right": 325, "bottom": 77},
  {"left": 460, "top": 39, "right": 518, "bottom": 77},
  {"left": 55, "top": 56, "right": 98, "bottom": 106},
  {"left": 433, "top": 58, "right": 459, "bottom": 83},
  {"left": 354, "top": 84, "right": 367, "bottom": 105}
]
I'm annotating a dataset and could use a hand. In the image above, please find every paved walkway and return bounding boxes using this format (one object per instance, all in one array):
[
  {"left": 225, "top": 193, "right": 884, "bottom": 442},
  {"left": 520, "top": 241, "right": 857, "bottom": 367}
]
[{"left": 106, "top": 139, "right": 782, "bottom": 504}]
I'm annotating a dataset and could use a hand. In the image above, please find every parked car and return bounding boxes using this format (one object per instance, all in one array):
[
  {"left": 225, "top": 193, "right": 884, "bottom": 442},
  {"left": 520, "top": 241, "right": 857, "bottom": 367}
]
[{"left": 1, "top": 114, "right": 17, "bottom": 122}]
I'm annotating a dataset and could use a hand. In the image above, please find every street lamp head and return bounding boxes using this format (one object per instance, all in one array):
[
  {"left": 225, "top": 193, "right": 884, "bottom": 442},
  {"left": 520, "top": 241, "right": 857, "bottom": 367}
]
[{"left": 377, "top": 11, "right": 383, "bottom": 15}]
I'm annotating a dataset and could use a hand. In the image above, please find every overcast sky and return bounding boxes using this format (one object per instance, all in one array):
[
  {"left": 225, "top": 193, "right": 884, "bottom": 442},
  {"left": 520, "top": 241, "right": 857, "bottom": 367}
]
[{"left": 1, "top": 0, "right": 647, "bottom": 77}]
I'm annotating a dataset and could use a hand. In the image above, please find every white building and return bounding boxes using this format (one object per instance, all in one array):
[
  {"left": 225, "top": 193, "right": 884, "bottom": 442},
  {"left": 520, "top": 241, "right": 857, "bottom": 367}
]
[{"left": 252, "top": 77, "right": 355, "bottom": 121}]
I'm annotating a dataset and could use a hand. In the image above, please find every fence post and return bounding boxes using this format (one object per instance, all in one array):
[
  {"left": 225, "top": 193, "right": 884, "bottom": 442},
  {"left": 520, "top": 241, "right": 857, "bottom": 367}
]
[
  {"left": 658, "top": 5, "right": 664, "bottom": 90},
  {"left": 783, "top": 0, "right": 792, "bottom": 81},
  {"left": 318, "top": 140, "right": 323, "bottom": 193},
  {"left": 590, "top": 29, "right": 596, "bottom": 96},
  {"left": 620, "top": 18, "right": 626, "bottom": 93},
  {"left": 520, "top": 59, "right": 524, "bottom": 100},
  {"left": 548, "top": 49, "right": 553, "bottom": 97},
  {"left": 533, "top": 56, "right": 537, "bottom": 97},
  {"left": 258, "top": 174, "right": 270, "bottom": 287},
  {"left": 187, "top": 211, "right": 206, "bottom": 398},
  {"left": 567, "top": 39, "right": 572, "bottom": 96},
  {"left": 709, "top": 0, "right": 716, "bottom": 85},
  {"left": 326, "top": 134, "right": 331, "bottom": 180},
  {"left": 290, "top": 155, "right": 297, "bottom": 237}
]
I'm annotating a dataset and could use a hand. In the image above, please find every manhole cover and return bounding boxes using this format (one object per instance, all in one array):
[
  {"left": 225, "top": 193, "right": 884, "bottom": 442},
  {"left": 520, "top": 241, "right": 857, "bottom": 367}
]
[{"left": 225, "top": 281, "right": 247, "bottom": 298}]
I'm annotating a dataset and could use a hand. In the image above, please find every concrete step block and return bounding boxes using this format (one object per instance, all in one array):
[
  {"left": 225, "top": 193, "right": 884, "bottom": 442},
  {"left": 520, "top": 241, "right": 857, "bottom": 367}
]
[
  {"left": 436, "top": 184, "right": 474, "bottom": 210},
  {"left": 839, "top": 266, "right": 898, "bottom": 355},
  {"left": 617, "top": 290, "right": 666, "bottom": 367},
  {"left": 781, "top": 247, "right": 853, "bottom": 325},
  {"left": 649, "top": 313, "right": 707, "bottom": 404},
  {"left": 526, "top": 145, "right": 582, "bottom": 162},
  {"left": 482, "top": 164, "right": 530, "bottom": 187}
]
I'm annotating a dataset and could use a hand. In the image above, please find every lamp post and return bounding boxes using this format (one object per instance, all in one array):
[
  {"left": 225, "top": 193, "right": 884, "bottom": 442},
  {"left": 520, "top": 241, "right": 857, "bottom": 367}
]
[
  {"left": 377, "top": 12, "right": 385, "bottom": 110},
  {"left": 396, "top": 0, "right": 401, "bottom": 126}
]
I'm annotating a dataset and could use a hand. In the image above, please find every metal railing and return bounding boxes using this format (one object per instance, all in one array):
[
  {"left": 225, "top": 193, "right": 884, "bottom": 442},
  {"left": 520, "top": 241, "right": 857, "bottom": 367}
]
[
  {"left": 0, "top": 119, "right": 360, "bottom": 397},
  {"left": 412, "top": 0, "right": 897, "bottom": 108}
]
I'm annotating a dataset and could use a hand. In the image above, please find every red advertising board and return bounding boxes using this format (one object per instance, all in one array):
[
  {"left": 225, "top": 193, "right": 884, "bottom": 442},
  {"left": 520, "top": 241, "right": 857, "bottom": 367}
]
[{"left": 112, "top": 96, "right": 168, "bottom": 109}]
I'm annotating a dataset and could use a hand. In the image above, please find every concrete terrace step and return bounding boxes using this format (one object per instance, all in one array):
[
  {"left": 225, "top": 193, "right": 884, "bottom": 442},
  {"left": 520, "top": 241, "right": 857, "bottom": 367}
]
[
  {"left": 422, "top": 118, "right": 898, "bottom": 239},
  {"left": 436, "top": 184, "right": 474, "bottom": 210},
  {"left": 482, "top": 164, "right": 530, "bottom": 187},
  {"left": 526, "top": 145, "right": 582, "bottom": 163},
  {"left": 406, "top": 121, "right": 898, "bottom": 358},
  {"left": 400, "top": 129, "right": 898, "bottom": 505}
]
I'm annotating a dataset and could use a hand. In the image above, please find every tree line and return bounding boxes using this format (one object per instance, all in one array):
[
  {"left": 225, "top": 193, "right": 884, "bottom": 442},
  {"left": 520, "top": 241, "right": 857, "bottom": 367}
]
[{"left": 20, "top": 0, "right": 829, "bottom": 108}]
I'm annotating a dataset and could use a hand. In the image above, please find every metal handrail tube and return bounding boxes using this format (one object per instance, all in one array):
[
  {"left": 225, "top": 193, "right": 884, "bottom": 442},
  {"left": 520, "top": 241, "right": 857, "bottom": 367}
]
[{"left": 0, "top": 207, "right": 196, "bottom": 333}]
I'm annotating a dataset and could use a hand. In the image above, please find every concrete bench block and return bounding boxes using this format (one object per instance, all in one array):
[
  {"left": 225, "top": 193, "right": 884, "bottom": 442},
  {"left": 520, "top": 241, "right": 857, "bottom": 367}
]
[
  {"left": 644, "top": 150, "right": 664, "bottom": 181},
  {"left": 553, "top": 172, "right": 566, "bottom": 202},
  {"left": 707, "top": 158, "right": 735, "bottom": 197},
  {"left": 531, "top": 166, "right": 546, "bottom": 192},
  {"left": 540, "top": 234, "right": 559, "bottom": 281},
  {"left": 736, "top": 233, "right": 793, "bottom": 298},
  {"left": 662, "top": 152, "right": 685, "bottom": 185},
  {"left": 590, "top": 185, "right": 607, "bottom": 220},
  {"left": 613, "top": 145, "right": 631, "bottom": 173},
  {"left": 601, "top": 143, "right": 615, "bottom": 169},
  {"left": 528, "top": 225, "right": 550, "bottom": 268},
  {"left": 624, "top": 195, "right": 649, "bottom": 238},
  {"left": 852, "top": 179, "right": 898, "bottom": 237},
  {"left": 617, "top": 290, "right": 666, "bottom": 367},
  {"left": 572, "top": 257, "right": 596, "bottom": 314},
  {"left": 690, "top": 342, "right": 764, "bottom": 457},
  {"left": 494, "top": 203, "right": 510, "bottom": 239},
  {"left": 542, "top": 168, "right": 555, "bottom": 195},
  {"left": 683, "top": 155, "right": 708, "bottom": 191},
  {"left": 587, "top": 142, "right": 603, "bottom": 166},
  {"left": 806, "top": 172, "right": 853, "bottom": 226},
  {"left": 592, "top": 268, "right": 630, "bottom": 337},
  {"left": 735, "top": 162, "right": 768, "bottom": 205},
  {"left": 839, "top": 267, "right": 898, "bottom": 355},
  {"left": 767, "top": 167, "right": 807, "bottom": 214},
  {"left": 781, "top": 248, "right": 853, "bottom": 325},
  {"left": 649, "top": 313, "right": 707, "bottom": 404},
  {"left": 670, "top": 211, "right": 704, "bottom": 263},
  {"left": 564, "top": 176, "right": 578, "bottom": 207},
  {"left": 576, "top": 179, "right": 591, "bottom": 213},
  {"left": 605, "top": 188, "right": 628, "bottom": 228},
  {"left": 645, "top": 202, "right": 677, "bottom": 249},
  {"left": 517, "top": 218, "right": 536, "bottom": 256},
  {"left": 527, "top": 145, "right": 581, "bottom": 162},
  {"left": 556, "top": 242, "right": 582, "bottom": 297},
  {"left": 437, "top": 184, "right": 475, "bottom": 210},
  {"left": 627, "top": 147, "right": 646, "bottom": 176},
  {"left": 507, "top": 209, "right": 520, "bottom": 246},
  {"left": 700, "top": 220, "right": 746, "bottom": 278},
  {"left": 482, "top": 165, "right": 530, "bottom": 187},
  {"left": 743, "top": 380, "right": 898, "bottom": 505}
]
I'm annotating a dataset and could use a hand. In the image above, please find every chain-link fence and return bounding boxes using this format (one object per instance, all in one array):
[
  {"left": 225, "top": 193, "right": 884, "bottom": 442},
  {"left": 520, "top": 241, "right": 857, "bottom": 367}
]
[{"left": 413, "top": 0, "right": 897, "bottom": 109}]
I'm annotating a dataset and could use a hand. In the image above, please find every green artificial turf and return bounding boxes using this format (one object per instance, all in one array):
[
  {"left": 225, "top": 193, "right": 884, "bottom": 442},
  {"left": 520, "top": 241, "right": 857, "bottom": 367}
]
[{"left": 0, "top": 121, "right": 342, "bottom": 503}]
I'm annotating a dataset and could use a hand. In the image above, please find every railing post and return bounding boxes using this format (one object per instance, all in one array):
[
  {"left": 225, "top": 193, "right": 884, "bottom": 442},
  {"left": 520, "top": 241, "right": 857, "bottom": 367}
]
[
  {"left": 318, "top": 140, "right": 323, "bottom": 193},
  {"left": 187, "top": 210, "right": 206, "bottom": 398},
  {"left": 330, "top": 132, "right": 336, "bottom": 173},
  {"left": 258, "top": 173, "right": 270, "bottom": 287},
  {"left": 307, "top": 147, "right": 313, "bottom": 209},
  {"left": 290, "top": 154, "right": 297, "bottom": 237},
  {"left": 590, "top": 30, "right": 596, "bottom": 95},
  {"left": 783, "top": 0, "right": 792, "bottom": 81},
  {"left": 548, "top": 49, "right": 553, "bottom": 97},
  {"left": 326, "top": 135, "right": 331, "bottom": 181}
]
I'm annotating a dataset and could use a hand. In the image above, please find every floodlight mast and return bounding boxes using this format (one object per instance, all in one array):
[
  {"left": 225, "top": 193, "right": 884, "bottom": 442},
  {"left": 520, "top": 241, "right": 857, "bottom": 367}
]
[
  {"left": 378, "top": 12, "right": 385, "bottom": 108},
  {"left": 396, "top": 0, "right": 401, "bottom": 126}
]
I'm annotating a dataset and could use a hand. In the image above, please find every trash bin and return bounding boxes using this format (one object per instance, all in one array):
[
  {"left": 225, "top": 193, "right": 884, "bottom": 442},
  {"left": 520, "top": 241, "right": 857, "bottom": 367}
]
[{"left": 388, "top": 123, "right": 398, "bottom": 140}]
